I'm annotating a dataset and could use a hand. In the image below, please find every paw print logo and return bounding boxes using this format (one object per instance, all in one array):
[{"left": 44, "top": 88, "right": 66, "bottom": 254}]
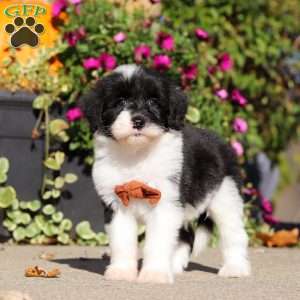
[{"left": 5, "top": 17, "right": 44, "bottom": 48}]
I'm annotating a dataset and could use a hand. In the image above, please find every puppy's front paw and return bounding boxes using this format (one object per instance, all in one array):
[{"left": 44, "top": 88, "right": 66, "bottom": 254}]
[
  {"left": 104, "top": 265, "right": 137, "bottom": 282},
  {"left": 218, "top": 262, "right": 251, "bottom": 278},
  {"left": 137, "top": 269, "right": 173, "bottom": 284}
]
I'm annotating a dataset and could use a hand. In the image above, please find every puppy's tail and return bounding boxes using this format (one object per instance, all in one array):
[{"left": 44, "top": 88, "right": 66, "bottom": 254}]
[{"left": 192, "top": 213, "right": 214, "bottom": 257}]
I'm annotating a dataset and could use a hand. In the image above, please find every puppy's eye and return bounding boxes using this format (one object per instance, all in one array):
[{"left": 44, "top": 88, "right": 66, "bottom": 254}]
[
  {"left": 119, "top": 97, "right": 128, "bottom": 106},
  {"left": 147, "top": 98, "right": 158, "bottom": 106}
]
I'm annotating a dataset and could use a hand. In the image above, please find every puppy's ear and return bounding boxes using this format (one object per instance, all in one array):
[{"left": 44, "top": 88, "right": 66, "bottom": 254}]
[
  {"left": 168, "top": 86, "right": 188, "bottom": 130},
  {"left": 79, "top": 82, "right": 104, "bottom": 133}
]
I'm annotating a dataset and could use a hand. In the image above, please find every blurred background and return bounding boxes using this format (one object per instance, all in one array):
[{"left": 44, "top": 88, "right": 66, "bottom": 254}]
[{"left": 0, "top": 0, "right": 299, "bottom": 247}]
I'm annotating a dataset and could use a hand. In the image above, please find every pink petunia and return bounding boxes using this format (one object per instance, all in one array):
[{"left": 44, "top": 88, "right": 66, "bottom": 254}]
[
  {"left": 218, "top": 53, "right": 234, "bottom": 72},
  {"left": 52, "top": 0, "right": 68, "bottom": 17},
  {"left": 231, "top": 140, "right": 244, "bottom": 156},
  {"left": 99, "top": 53, "right": 117, "bottom": 71},
  {"left": 261, "top": 197, "right": 273, "bottom": 214},
  {"left": 64, "top": 26, "right": 86, "bottom": 47},
  {"left": 231, "top": 89, "right": 248, "bottom": 106},
  {"left": 66, "top": 107, "right": 83, "bottom": 122},
  {"left": 208, "top": 66, "right": 217, "bottom": 75},
  {"left": 113, "top": 32, "right": 127, "bottom": 43},
  {"left": 69, "top": 0, "right": 81, "bottom": 4},
  {"left": 83, "top": 57, "right": 101, "bottom": 70},
  {"left": 182, "top": 64, "right": 198, "bottom": 81},
  {"left": 194, "top": 28, "right": 209, "bottom": 40},
  {"left": 233, "top": 117, "right": 248, "bottom": 133},
  {"left": 156, "top": 32, "right": 174, "bottom": 51},
  {"left": 134, "top": 44, "right": 151, "bottom": 63},
  {"left": 215, "top": 89, "right": 228, "bottom": 100},
  {"left": 153, "top": 54, "right": 172, "bottom": 71},
  {"left": 263, "top": 214, "right": 278, "bottom": 224}
]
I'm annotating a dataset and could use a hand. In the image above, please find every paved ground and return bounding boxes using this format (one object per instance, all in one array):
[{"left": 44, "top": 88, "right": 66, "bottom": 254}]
[{"left": 0, "top": 246, "right": 299, "bottom": 300}]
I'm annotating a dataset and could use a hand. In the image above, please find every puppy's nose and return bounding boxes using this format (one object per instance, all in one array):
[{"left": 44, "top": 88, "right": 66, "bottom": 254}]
[{"left": 132, "top": 115, "right": 146, "bottom": 130}]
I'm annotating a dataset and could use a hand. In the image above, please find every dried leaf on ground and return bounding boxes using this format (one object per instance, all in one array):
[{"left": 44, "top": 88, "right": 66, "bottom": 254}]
[
  {"left": 25, "top": 266, "right": 61, "bottom": 278},
  {"left": 257, "top": 228, "right": 299, "bottom": 247}
]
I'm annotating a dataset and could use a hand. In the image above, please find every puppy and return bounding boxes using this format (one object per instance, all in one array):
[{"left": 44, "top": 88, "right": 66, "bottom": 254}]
[{"left": 81, "top": 64, "right": 250, "bottom": 284}]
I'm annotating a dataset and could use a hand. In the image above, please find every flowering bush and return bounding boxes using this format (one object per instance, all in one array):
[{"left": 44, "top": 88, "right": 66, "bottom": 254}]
[{"left": 1, "top": 0, "right": 300, "bottom": 244}]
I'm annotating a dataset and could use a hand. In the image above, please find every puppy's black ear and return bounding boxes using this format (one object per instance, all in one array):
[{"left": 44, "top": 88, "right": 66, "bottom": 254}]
[
  {"left": 79, "top": 82, "right": 104, "bottom": 133},
  {"left": 168, "top": 86, "right": 188, "bottom": 130}
]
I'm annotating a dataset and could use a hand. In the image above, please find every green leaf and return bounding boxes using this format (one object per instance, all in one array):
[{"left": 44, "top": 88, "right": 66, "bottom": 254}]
[
  {"left": 64, "top": 173, "right": 78, "bottom": 184},
  {"left": 57, "top": 232, "right": 70, "bottom": 244},
  {"left": 0, "top": 186, "right": 16, "bottom": 208},
  {"left": 25, "top": 222, "right": 41, "bottom": 238},
  {"left": 3, "top": 218, "right": 17, "bottom": 231},
  {"left": 7, "top": 210, "right": 22, "bottom": 221},
  {"left": 19, "top": 201, "right": 28, "bottom": 210},
  {"left": 95, "top": 232, "right": 109, "bottom": 245},
  {"left": 52, "top": 189, "right": 61, "bottom": 198},
  {"left": 42, "top": 204, "right": 56, "bottom": 215},
  {"left": 75, "top": 221, "right": 96, "bottom": 240},
  {"left": 0, "top": 157, "right": 9, "bottom": 174},
  {"left": 13, "top": 227, "right": 26, "bottom": 242},
  {"left": 44, "top": 158, "right": 60, "bottom": 171},
  {"left": 20, "top": 213, "right": 31, "bottom": 225},
  {"left": 49, "top": 119, "right": 69, "bottom": 136},
  {"left": 42, "top": 191, "right": 52, "bottom": 200},
  {"left": 55, "top": 151, "right": 65, "bottom": 166},
  {"left": 52, "top": 211, "right": 64, "bottom": 223},
  {"left": 59, "top": 219, "right": 72, "bottom": 231},
  {"left": 27, "top": 200, "right": 41, "bottom": 212},
  {"left": 54, "top": 176, "right": 65, "bottom": 189},
  {"left": 0, "top": 173, "right": 7, "bottom": 184},
  {"left": 43, "top": 223, "right": 59, "bottom": 236},
  {"left": 186, "top": 106, "right": 200, "bottom": 123},
  {"left": 35, "top": 215, "right": 47, "bottom": 230},
  {"left": 32, "top": 94, "right": 53, "bottom": 110}
]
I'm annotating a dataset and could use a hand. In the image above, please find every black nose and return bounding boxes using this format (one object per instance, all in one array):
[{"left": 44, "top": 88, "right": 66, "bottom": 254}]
[{"left": 132, "top": 115, "right": 146, "bottom": 130}]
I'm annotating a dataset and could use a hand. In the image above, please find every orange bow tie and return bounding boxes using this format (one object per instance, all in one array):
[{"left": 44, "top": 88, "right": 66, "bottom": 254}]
[{"left": 115, "top": 180, "right": 161, "bottom": 207}]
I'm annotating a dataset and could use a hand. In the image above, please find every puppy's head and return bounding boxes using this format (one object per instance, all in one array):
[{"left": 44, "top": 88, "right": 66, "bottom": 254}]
[{"left": 81, "top": 64, "right": 188, "bottom": 146}]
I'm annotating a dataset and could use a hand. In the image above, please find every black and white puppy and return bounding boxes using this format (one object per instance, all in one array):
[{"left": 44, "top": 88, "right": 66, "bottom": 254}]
[{"left": 81, "top": 64, "right": 250, "bottom": 284}]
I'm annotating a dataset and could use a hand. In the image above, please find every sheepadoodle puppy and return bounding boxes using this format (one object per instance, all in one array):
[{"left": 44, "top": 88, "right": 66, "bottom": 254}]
[{"left": 81, "top": 64, "right": 251, "bottom": 284}]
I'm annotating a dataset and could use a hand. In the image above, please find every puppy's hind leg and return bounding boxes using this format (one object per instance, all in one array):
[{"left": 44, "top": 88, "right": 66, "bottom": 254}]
[
  {"left": 172, "top": 225, "right": 194, "bottom": 274},
  {"left": 209, "top": 177, "right": 251, "bottom": 277},
  {"left": 172, "top": 214, "right": 213, "bottom": 274}
]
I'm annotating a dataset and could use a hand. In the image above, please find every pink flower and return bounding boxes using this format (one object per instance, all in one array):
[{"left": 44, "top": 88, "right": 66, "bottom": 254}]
[
  {"left": 66, "top": 107, "right": 83, "bottom": 122},
  {"left": 99, "top": 53, "right": 117, "bottom": 71},
  {"left": 134, "top": 44, "right": 151, "bottom": 63},
  {"left": 231, "top": 89, "right": 248, "bottom": 106},
  {"left": 182, "top": 64, "right": 198, "bottom": 81},
  {"left": 263, "top": 214, "right": 278, "bottom": 224},
  {"left": 218, "top": 53, "right": 234, "bottom": 72},
  {"left": 52, "top": 0, "right": 68, "bottom": 17},
  {"left": 208, "top": 66, "right": 217, "bottom": 75},
  {"left": 70, "top": 0, "right": 81, "bottom": 4},
  {"left": 83, "top": 57, "right": 101, "bottom": 70},
  {"left": 64, "top": 27, "right": 86, "bottom": 46},
  {"left": 194, "top": 28, "right": 209, "bottom": 40},
  {"left": 156, "top": 32, "right": 174, "bottom": 51},
  {"left": 215, "top": 89, "right": 228, "bottom": 100},
  {"left": 261, "top": 197, "right": 273, "bottom": 214},
  {"left": 233, "top": 117, "right": 248, "bottom": 133},
  {"left": 113, "top": 32, "right": 127, "bottom": 43},
  {"left": 153, "top": 54, "right": 172, "bottom": 71},
  {"left": 231, "top": 140, "right": 244, "bottom": 156}
]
